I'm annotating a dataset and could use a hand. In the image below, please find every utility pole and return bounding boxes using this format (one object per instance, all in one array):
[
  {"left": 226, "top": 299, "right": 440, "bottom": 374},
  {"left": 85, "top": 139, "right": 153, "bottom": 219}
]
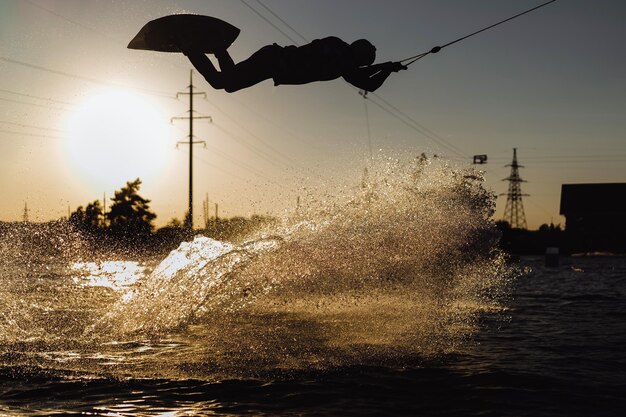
[
  {"left": 102, "top": 192, "right": 107, "bottom": 227},
  {"left": 203, "top": 193, "right": 209, "bottom": 229},
  {"left": 172, "top": 70, "right": 211, "bottom": 230},
  {"left": 501, "top": 148, "right": 529, "bottom": 229},
  {"left": 22, "top": 202, "right": 29, "bottom": 223}
]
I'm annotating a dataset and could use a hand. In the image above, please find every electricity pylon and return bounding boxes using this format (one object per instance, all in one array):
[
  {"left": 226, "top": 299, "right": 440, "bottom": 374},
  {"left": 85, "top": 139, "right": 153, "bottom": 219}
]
[
  {"left": 22, "top": 202, "right": 29, "bottom": 223},
  {"left": 501, "top": 147, "right": 529, "bottom": 229},
  {"left": 172, "top": 70, "right": 211, "bottom": 230}
]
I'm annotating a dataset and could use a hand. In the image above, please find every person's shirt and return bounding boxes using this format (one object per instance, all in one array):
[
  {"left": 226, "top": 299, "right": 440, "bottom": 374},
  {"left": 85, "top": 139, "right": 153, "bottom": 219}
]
[{"left": 273, "top": 36, "right": 356, "bottom": 86}]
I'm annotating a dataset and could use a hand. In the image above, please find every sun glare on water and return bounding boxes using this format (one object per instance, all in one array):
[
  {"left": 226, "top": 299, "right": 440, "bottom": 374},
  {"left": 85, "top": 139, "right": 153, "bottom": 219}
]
[{"left": 66, "top": 90, "right": 172, "bottom": 189}]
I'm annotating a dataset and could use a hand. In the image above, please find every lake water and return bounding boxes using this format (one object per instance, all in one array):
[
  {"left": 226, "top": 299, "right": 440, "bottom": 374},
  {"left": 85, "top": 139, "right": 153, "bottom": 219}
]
[{"left": 1, "top": 159, "right": 624, "bottom": 416}]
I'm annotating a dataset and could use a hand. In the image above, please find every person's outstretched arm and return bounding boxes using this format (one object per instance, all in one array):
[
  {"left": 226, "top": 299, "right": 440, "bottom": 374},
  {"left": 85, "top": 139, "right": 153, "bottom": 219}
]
[
  {"left": 343, "top": 62, "right": 406, "bottom": 92},
  {"left": 182, "top": 49, "right": 226, "bottom": 90}
]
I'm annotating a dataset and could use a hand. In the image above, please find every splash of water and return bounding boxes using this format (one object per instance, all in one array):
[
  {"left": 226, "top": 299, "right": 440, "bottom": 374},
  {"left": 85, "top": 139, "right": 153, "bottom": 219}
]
[
  {"left": 1, "top": 156, "right": 517, "bottom": 377},
  {"left": 95, "top": 236, "right": 282, "bottom": 334},
  {"left": 97, "top": 157, "right": 512, "bottom": 360}
]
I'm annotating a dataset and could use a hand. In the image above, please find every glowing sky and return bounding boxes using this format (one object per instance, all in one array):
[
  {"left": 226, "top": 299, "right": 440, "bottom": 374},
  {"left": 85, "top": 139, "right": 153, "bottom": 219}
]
[{"left": 1, "top": 0, "right": 625, "bottom": 228}]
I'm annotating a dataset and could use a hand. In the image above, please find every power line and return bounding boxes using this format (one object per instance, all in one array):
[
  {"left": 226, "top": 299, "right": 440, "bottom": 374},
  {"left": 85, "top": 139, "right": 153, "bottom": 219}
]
[
  {"left": 0, "top": 56, "right": 175, "bottom": 99},
  {"left": 188, "top": 128, "right": 295, "bottom": 188},
  {"left": 361, "top": 73, "right": 468, "bottom": 158},
  {"left": 174, "top": 111, "right": 311, "bottom": 185},
  {"left": 494, "top": 154, "right": 626, "bottom": 160},
  {"left": 0, "top": 96, "right": 70, "bottom": 112},
  {"left": 23, "top": 0, "right": 190, "bottom": 73},
  {"left": 1, "top": 56, "right": 112, "bottom": 86},
  {"left": 193, "top": 153, "right": 250, "bottom": 184},
  {"left": 0, "top": 88, "right": 75, "bottom": 106},
  {"left": 0, "top": 129, "right": 63, "bottom": 140},
  {"left": 201, "top": 140, "right": 273, "bottom": 181},
  {"left": 525, "top": 198, "right": 557, "bottom": 220},
  {"left": 24, "top": 0, "right": 123, "bottom": 44},
  {"left": 349, "top": 83, "right": 468, "bottom": 159},
  {"left": 519, "top": 159, "right": 626, "bottom": 165},
  {"left": 255, "top": 0, "right": 309, "bottom": 43},
  {"left": 203, "top": 95, "right": 304, "bottom": 170},
  {"left": 174, "top": 91, "right": 302, "bottom": 173},
  {"left": 369, "top": 93, "right": 468, "bottom": 158},
  {"left": 205, "top": 94, "right": 333, "bottom": 185},
  {"left": 488, "top": 155, "right": 626, "bottom": 164},
  {"left": 239, "top": 0, "right": 301, "bottom": 45},
  {"left": 195, "top": 139, "right": 294, "bottom": 190},
  {"left": 364, "top": 95, "right": 466, "bottom": 159},
  {"left": 196, "top": 149, "right": 299, "bottom": 192},
  {"left": 0, "top": 120, "right": 63, "bottom": 132},
  {"left": 212, "top": 122, "right": 292, "bottom": 171}
]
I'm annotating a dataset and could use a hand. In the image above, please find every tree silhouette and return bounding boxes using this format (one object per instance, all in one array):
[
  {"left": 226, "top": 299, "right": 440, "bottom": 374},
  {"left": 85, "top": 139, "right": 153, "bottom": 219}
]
[
  {"left": 84, "top": 200, "right": 103, "bottom": 230},
  {"left": 107, "top": 178, "right": 156, "bottom": 238},
  {"left": 69, "top": 206, "right": 86, "bottom": 227},
  {"left": 69, "top": 200, "right": 102, "bottom": 233}
]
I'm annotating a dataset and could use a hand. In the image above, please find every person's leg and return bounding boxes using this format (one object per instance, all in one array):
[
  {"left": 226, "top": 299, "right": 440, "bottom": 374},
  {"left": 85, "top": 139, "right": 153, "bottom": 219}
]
[
  {"left": 217, "top": 45, "right": 281, "bottom": 92},
  {"left": 184, "top": 45, "right": 281, "bottom": 92}
]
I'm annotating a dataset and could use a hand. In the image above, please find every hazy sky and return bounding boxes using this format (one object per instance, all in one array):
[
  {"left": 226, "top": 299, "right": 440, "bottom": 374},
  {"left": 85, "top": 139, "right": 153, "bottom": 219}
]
[{"left": 1, "top": 0, "right": 625, "bottom": 228}]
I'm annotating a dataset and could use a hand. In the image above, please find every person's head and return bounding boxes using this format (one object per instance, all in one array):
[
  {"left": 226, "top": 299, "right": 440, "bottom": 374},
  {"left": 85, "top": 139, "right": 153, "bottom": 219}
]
[{"left": 351, "top": 39, "right": 376, "bottom": 66}]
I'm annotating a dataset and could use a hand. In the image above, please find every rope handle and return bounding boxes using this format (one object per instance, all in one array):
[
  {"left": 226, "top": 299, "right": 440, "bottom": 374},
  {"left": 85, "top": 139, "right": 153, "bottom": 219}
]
[{"left": 400, "top": 46, "right": 441, "bottom": 66}]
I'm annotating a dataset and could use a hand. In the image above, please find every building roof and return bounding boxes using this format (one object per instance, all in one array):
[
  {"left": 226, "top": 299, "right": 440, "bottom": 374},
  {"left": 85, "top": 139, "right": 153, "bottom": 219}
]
[{"left": 560, "top": 183, "right": 626, "bottom": 215}]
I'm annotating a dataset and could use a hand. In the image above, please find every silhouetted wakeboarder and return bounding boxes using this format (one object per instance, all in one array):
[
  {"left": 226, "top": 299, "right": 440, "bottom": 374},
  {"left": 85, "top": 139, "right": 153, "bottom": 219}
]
[
  {"left": 127, "top": 14, "right": 406, "bottom": 93},
  {"left": 180, "top": 37, "right": 407, "bottom": 93}
]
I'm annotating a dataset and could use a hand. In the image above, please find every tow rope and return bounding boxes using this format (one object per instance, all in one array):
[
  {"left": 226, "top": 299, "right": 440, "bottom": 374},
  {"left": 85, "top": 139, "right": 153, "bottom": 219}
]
[{"left": 400, "top": 0, "right": 558, "bottom": 66}]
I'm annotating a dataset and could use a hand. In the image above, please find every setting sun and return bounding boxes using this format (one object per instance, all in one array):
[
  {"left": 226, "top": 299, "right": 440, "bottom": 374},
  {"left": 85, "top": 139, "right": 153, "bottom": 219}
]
[{"left": 65, "top": 90, "right": 172, "bottom": 189}]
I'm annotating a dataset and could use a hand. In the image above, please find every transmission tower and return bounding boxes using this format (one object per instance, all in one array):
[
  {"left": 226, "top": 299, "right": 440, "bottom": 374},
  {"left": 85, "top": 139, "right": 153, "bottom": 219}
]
[
  {"left": 501, "top": 147, "right": 529, "bottom": 229},
  {"left": 172, "top": 70, "right": 211, "bottom": 230},
  {"left": 22, "top": 201, "right": 29, "bottom": 223}
]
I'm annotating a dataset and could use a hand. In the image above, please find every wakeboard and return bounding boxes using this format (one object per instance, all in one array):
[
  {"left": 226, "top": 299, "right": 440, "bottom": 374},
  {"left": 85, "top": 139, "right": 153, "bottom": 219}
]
[{"left": 128, "top": 14, "right": 240, "bottom": 53}]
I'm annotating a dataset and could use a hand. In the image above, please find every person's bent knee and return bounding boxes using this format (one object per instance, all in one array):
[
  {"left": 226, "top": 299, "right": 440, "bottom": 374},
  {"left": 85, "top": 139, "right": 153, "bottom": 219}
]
[
  {"left": 224, "top": 85, "right": 239, "bottom": 93},
  {"left": 202, "top": 73, "right": 241, "bottom": 92},
  {"left": 221, "top": 74, "right": 245, "bottom": 93},
  {"left": 203, "top": 76, "right": 225, "bottom": 91}
]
